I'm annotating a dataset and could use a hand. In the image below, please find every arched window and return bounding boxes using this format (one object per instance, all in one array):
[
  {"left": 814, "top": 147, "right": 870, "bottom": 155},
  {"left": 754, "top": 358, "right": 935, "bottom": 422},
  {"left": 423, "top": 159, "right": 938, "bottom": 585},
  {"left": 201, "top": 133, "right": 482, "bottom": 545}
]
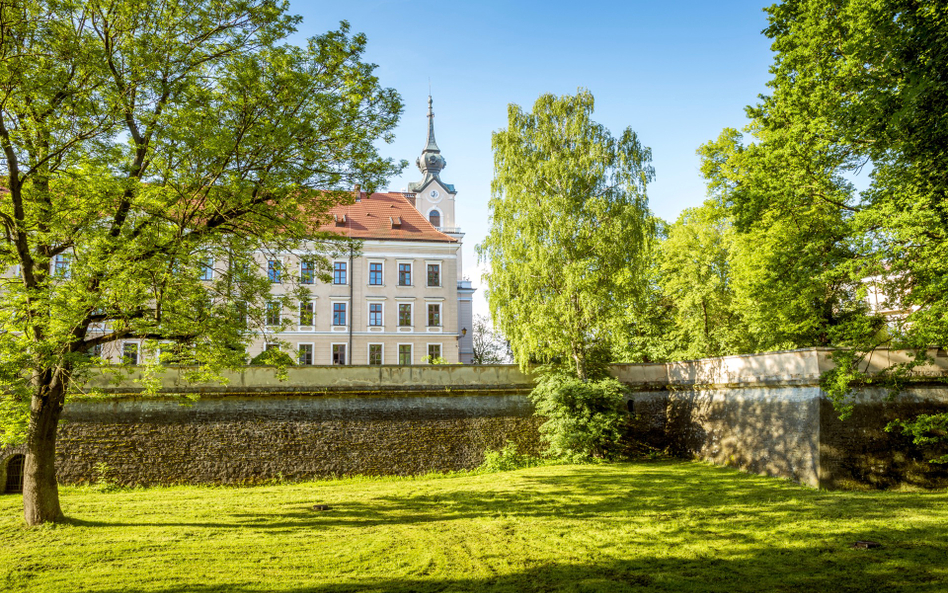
[
  {"left": 429, "top": 209, "right": 441, "bottom": 229},
  {"left": 4, "top": 454, "right": 24, "bottom": 494}
]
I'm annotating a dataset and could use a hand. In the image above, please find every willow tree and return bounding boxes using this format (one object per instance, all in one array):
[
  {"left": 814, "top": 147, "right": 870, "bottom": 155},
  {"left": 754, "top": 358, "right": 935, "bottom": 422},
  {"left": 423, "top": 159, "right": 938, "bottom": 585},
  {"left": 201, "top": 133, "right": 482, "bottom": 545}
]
[
  {"left": 478, "top": 90, "right": 654, "bottom": 381},
  {"left": 0, "top": 0, "right": 402, "bottom": 525}
]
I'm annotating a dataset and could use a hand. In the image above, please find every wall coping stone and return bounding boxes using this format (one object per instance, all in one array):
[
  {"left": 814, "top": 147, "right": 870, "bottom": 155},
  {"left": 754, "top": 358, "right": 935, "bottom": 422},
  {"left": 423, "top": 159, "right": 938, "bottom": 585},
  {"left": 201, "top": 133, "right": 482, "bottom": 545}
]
[{"left": 80, "top": 348, "right": 948, "bottom": 395}]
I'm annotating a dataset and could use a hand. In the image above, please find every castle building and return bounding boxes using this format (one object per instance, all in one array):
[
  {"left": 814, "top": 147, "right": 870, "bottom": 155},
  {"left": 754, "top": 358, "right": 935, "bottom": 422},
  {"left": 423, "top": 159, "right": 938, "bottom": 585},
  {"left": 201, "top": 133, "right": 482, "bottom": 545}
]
[{"left": 242, "top": 96, "right": 475, "bottom": 365}]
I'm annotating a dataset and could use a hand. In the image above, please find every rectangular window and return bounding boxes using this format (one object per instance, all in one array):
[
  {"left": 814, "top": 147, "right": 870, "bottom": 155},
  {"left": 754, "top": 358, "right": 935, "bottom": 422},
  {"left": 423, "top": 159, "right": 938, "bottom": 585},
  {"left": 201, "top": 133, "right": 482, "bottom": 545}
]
[
  {"left": 332, "top": 302, "right": 347, "bottom": 326},
  {"left": 369, "top": 262, "right": 383, "bottom": 285},
  {"left": 332, "top": 344, "right": 346, "bottom": 365},
  {"left": 369, "top": 303, "right": 383, "bottom": 326},
  {"left": 199, "top": 257, "right": 214, "bottom": 281},
  {"left": 268, "top": 260, "right": 281, "bottom": 283},
  {"left": 299, "top": 301, "right": 315, "bottom": 326},
  {"left": 333, "top": 261, "right": 347, "bottom": 285},
  {"left": 428, "top": 344, "right": 442, "bottom": 362},
  {"left": 298, "top": 344, "right": 313, "bottom": 365},
  {"left": 398, "top": 263, "right": 411, "bottom": 286},
  {"left": 300, "top": 260, "right": 315, "bottom": 284},
  {"left": 427, "top": 263, "right": 440, "bottom": 287},
  {"left": 123, "top": 342, "right": 138, "bottom": 365},
  {"left": 54, "top": 254, "right": 71, "bottom": 278},
  {"left": 427, "top": 303, "right": 441, "bottom": 327},
  {"left": 398, "top": 303, "right": 412, "bottom": 327},
  {"left": 368, "top": 344, "right": 383, "bottom": 365},
  {"left": 266, "top": 302, "right": 281, "bottom": 326},
  {"left": 398, "top": 344, "right": 412, "bottom": 365}
]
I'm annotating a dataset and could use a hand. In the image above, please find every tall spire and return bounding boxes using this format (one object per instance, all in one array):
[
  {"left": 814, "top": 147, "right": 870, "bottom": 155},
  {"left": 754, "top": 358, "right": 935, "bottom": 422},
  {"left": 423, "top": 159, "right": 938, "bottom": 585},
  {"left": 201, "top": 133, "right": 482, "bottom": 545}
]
[
  {"left": 425, "top": 95, "right": 439, "bottom": 152},
  {"left": 416, "top": 95, "right": 446, "bottom": 177}
]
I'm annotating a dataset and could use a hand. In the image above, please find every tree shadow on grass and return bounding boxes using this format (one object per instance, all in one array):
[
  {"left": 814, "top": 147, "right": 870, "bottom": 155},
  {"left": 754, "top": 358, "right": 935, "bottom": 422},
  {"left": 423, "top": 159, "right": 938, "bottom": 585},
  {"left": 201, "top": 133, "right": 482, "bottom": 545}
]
[
  {"left": 12, "top": 463, "right": 948, "bottom": 593},
  {"left": 81, "top": 546, "right": 948, "bottom": 593},
  {"left": 57, "top": 461, "right": 947, "bottom": 533}
]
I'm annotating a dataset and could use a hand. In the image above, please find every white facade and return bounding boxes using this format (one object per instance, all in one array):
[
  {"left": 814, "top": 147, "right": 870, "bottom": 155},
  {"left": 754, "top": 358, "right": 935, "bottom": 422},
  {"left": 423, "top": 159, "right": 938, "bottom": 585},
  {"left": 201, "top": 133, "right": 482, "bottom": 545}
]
[{"left": 243, "top": 96, "right": 476, "bottom": 365}]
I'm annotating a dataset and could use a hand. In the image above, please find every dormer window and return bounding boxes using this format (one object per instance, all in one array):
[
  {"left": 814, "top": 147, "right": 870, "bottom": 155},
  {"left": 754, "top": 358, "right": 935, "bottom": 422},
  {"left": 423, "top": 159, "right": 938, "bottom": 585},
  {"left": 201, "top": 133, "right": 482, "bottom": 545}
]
[
  {"left": 429, "top": 210, "right": 441, "bottom": 229},
  {"left": 390, "top": 216, "right": 401, "bottom": 228},
  {"left": 334, "top": 214, "right": 347, "bottom": 226}
]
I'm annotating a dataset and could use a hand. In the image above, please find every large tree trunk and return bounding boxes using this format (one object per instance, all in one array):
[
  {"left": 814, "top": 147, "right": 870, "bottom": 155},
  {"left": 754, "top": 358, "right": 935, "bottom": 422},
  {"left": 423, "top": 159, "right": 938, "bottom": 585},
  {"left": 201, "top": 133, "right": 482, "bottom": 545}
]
[{"left": 23, "top": 373, "right": 66, "bottom": 526}]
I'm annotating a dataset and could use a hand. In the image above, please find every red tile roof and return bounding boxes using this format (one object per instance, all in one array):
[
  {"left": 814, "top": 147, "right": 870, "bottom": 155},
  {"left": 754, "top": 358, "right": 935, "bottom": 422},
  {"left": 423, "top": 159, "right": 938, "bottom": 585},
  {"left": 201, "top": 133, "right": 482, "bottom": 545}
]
[{"left": 320, "top": 192, "right": 456, "bottom": 243}]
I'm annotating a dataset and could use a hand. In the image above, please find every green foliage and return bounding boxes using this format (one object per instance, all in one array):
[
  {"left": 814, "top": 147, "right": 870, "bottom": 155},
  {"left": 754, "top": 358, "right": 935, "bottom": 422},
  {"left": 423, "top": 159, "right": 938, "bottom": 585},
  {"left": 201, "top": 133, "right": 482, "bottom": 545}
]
[
  {"left": 477, "top": 441, "right": 543, "bottom": 473},
  {"left": 653, "top": 203, "right": 756, "bottom": 360},
  {"left": 478, "top": 89, "right": 654, "bottom": 380},
  {"left": 0, "top": 0, "right": 402, "bottom": 404},
  {"left": 697, "top": 127, "right": 865, "bottom": 353},
  {"left": 92, "top": 462, "right": 122, "bottom": 493},
  {"left": 887, "top": 414, "right": 948, "bottom": 464},
  {"left": 529, "top": 373, "right": 629, "bottom": 461},
  {"left": 692, "top": 0, "right": 948, "bottom": 458},
  {"left": 249, "top": 349, "right": 297, "bottom": 367},
  {"left": 0, "top": 0, "right": 403, "bottom": 522},
  {"left": 421, "top": 356, "right": 454, "bottom": 365},
  {"left": 0, "top": 401, "right": 28, "bottom": 448}
]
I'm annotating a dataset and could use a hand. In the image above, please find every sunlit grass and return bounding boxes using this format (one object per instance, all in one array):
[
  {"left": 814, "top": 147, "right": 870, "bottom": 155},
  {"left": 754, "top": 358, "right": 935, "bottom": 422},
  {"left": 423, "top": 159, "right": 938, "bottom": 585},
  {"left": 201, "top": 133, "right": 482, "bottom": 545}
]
[{"left": 2, "top": 461, "right": 946, "bottom": 592}]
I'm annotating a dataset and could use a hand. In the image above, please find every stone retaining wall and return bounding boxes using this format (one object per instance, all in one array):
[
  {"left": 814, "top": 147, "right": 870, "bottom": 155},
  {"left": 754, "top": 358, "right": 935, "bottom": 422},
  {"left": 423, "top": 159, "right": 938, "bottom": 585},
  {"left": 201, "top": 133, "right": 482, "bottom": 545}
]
[
  {"left": 53, "top": 391, "right": 542, "bottom": 486},
  {"left": 3, "top": 349, "right": 948, "bottom": 490}
]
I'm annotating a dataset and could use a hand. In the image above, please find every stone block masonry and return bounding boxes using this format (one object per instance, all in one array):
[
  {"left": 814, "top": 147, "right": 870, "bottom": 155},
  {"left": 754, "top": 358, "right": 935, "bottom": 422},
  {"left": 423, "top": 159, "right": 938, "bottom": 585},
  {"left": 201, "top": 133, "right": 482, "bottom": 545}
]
[
  {"left": 661, "top": 386, "right": 822, "bottom": 488},
  {"left": 622, "top": 348, "right": 948, "bottom": 490},
  {"left": 55, "top": 391, "right": 543, "bottom": 486},
  {"left": 3, "top": 349, "right": 948, "bottom": 490}
]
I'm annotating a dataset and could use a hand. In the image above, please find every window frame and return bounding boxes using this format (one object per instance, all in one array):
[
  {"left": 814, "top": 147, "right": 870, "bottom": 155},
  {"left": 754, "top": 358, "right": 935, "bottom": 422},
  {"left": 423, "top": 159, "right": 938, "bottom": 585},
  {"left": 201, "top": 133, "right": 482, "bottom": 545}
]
[
  {"left": 331, "top": 343, "right": 347, "bottom": 366},
  {"left": 53, "top": 253, "right": 71, "bottom": 279},
  {"left": 398, "top": 303, "right": 412, "bottom": 327},
  {"left": 333, "top": 261, "right": 347, "bottom": 285},
  {"left": 122, "top": 342, "right": 139, "bottom": 365},
  {"left": 398, "top": 343, "right": 412, "bottom": 366},
  {"left": 368, "top": 343, "right": 383, "bottom": 366},
  {"left": 199, "top": 256, "right": 214, "bottom": 281},
  {"left": 300, "top": 260, "right": 315, "bottom": 284},
  {"left": 267, "top": 259, "right": 282, "bottom": 283},
  {"left": 332, "top": 302, "right": 347, "bottom": 327},
  {"left": 368, "top": 261, "right": 384, "bottom": 286},
  {"left": 369, "top": 302, "right": 383, "bottom": 327},
  {"left": 398, "top": 262, "right": 412, "bottom": 286},
  {"left": 427, "top": 302, "right": 441, "bottom": 327},
  {"left": 298, "top": 343, "right": 314, "bottom": 366},
  {"left": 299, "top": 300, "right": 315, "bottom": 327},
  {"left": 427, "top": 343, "right": 442, "bottom": 363},
  {"left": 265, "top": 301, "right": 281, "bottom": 326},
  {"left": 426, "top": 262, "right": 441, "bottom": 287}
]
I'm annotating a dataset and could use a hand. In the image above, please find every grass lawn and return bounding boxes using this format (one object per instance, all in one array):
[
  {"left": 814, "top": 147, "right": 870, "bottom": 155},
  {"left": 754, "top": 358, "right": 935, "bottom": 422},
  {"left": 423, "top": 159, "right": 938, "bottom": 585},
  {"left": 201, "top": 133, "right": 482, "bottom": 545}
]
[{"left": 1, "top": 460, "right": 946, "bottom": 592}]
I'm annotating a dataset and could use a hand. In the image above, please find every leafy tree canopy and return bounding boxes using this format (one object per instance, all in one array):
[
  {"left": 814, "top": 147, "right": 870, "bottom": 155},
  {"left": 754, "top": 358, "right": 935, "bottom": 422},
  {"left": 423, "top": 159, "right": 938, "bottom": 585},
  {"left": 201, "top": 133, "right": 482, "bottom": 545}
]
[
  {"left": 695, "top": 0, "right": 948, "bottom": 458},
  {"left": 477, "top": 89, "right": 654, "bottom": 380},
  {"left": 0, "top": 0, "right": 402, "bottom": 525}
]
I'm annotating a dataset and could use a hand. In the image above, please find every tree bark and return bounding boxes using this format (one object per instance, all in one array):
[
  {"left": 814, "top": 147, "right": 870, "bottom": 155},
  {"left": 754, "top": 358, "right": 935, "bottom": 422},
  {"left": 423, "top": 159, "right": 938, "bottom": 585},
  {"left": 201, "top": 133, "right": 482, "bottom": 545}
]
[
  {"left": 22, "top": 374, "right": 66, "bottom": 526},
  {"left": 573, "top": 347, "right": 587, "bottom": 382}
]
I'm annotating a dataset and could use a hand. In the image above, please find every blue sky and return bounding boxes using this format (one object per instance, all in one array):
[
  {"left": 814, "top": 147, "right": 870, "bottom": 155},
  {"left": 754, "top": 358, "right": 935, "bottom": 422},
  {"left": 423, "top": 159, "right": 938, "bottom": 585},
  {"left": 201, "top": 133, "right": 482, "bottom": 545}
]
[{"left": 287, "top": 1, "right": 776, "bottom": 317}]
